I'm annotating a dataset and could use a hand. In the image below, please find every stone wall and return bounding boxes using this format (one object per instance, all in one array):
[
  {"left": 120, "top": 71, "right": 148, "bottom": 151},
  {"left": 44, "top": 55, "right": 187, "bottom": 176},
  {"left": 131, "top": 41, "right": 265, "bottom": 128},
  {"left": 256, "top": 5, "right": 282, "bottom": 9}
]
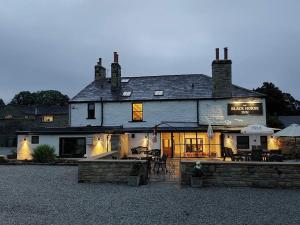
[
  {"left": 181, "top": 160, "right": 300, "bottom": 188},
  {"left": 78, "top": 159, "right": 148, "bottom": 183}
]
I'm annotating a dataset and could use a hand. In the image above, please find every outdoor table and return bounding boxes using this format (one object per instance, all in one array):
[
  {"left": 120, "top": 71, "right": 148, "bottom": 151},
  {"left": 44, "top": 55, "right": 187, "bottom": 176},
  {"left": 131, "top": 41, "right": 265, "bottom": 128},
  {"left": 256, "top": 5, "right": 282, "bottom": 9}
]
[{"left": 237, "top": 149, "right": 270, "bottom": 161}]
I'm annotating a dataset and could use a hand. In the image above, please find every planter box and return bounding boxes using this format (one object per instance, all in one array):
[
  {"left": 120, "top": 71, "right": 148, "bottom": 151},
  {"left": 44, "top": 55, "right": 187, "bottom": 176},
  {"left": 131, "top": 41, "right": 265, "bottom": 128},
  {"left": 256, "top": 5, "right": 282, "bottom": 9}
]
[
  {"left": 127, "top": 176, "right": 141, "bottom": 187},
  {"left": 190, "top": 176, "right": 203, "bottom": 188}
]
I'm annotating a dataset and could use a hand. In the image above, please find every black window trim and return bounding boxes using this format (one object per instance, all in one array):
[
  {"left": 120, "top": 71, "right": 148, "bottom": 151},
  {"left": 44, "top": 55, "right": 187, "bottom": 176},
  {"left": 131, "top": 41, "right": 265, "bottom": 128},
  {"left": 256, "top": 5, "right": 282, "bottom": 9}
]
[
  {"left": 31, "top": 136, "right": 39, "bottom": 144},
  {"left": 87, "top": 103, "right": 96, "bottom": 119}
]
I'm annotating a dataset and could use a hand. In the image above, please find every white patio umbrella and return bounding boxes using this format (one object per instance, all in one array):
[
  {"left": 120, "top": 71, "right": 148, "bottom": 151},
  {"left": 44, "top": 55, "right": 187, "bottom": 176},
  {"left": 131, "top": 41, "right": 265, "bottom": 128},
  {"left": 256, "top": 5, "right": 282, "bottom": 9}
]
[
  {"left": 273, "top": 124, "right": 300, "bottom": 137},
  {"left": 207, "top": 123, "right": 214, "bottom": 156},
  {"left": 241, "top": 124, "right": 274, "bottom": 135},
  {"left": 273, "top": 124, "right": 300, "bottom": 154}
]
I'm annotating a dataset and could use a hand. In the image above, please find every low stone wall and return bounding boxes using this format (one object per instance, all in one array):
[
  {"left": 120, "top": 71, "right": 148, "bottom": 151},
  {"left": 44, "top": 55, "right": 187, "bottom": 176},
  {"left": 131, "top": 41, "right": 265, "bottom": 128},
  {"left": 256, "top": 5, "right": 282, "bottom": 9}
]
[
  {"left": 78, "top": 159, "right": 148, "bottom": 183},
  {"left": 181, "top": 160, "right": 300, "bottom": 188}
]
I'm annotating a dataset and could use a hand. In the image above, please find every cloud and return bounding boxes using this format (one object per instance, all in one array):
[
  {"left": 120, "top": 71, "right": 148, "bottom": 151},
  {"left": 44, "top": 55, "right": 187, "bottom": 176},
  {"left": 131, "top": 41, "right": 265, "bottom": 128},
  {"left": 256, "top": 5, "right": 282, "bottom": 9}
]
[{"left": 0, "top": 0, "right": 299, "bottom": 102}]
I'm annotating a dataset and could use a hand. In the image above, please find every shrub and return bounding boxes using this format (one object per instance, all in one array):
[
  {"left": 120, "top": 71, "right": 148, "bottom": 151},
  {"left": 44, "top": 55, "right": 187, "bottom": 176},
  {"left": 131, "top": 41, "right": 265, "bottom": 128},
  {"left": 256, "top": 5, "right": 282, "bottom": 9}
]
[{"left": 32, "top": 145, "right": 56, "bottom": 163}]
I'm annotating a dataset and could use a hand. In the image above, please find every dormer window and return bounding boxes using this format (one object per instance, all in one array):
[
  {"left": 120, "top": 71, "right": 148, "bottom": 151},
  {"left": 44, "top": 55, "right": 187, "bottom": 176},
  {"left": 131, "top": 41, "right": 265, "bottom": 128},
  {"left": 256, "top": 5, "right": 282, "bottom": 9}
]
[
  {"left": 154, "top": 90, "right": 164, "bottom": 96},
  {"left": 87, "top": 103, "right": 95, "bottom": 119},
  {"left": 122, "top": 91, "right": 132, "bottom": 97}
]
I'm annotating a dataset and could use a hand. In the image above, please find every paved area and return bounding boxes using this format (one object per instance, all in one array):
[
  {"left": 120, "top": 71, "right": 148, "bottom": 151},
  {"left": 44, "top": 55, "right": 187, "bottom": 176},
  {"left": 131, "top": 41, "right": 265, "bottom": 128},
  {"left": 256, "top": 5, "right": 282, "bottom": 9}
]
[{"left": 0, "top": 165, "right": 299, "bottom": 225}]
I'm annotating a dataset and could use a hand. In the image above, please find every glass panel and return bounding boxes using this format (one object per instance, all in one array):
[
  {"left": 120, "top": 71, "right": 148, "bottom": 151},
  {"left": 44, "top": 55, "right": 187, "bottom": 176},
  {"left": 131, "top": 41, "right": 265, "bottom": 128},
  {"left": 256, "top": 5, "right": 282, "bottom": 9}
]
[
  {"left": 133, "top": 103, "right": 142, "bottom": 111},
  {"left": 133, "top": 111, "right": 143, "bottom": 121}
]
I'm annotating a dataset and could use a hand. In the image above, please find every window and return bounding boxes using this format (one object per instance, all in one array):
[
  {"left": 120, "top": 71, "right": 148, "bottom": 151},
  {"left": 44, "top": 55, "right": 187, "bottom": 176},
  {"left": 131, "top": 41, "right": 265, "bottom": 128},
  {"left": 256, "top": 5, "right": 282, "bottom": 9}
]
[
  {"left": 59, "top": 137, "right": 86, "bottom": 158},
  {"left": 260, "top": 136, "right": 268, "bottom": 150},
  {"left": 132, "top": 103, "right": 143, "bottom": 121},
  {"left": 42, "top": 115, "right": 53, "bottom": 122},
  {"left": 31, "top": 136, "right": 39, "bottom": 144},
  {"left": 237, "top": 136, "right": 250, "bottom": 149},
  {"left": 122, "top": 91, "right": 132, "bottom": 97},
  {"left": 185, "top": 138, "right": 203, "bottom": 152},
  {"left": 154, "top": 90, "right": 164, "bottom": 96},
  {"left": 87, "top": 103, "right": 95, "bottom": 119}
]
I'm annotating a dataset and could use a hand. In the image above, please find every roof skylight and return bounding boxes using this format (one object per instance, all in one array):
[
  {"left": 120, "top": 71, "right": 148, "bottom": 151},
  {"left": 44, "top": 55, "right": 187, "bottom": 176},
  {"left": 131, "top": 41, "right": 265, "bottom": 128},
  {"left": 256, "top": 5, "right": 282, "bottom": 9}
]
[
  {"left": 154, "top": 90, "right": 164, "bottom": 96},
  {"left": 121, "top": 78, "right": 130, "bottom": 83},
  {"left": 122, "top": 91, "right": 132, "bottom": 97}
]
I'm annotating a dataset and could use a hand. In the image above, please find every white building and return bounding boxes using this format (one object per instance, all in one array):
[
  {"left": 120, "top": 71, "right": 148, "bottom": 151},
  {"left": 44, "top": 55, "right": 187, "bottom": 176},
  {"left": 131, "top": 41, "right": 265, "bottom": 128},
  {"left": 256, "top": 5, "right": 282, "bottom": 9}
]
[{"left": 17, "top": 48, "right": 278, "bottom": 160}]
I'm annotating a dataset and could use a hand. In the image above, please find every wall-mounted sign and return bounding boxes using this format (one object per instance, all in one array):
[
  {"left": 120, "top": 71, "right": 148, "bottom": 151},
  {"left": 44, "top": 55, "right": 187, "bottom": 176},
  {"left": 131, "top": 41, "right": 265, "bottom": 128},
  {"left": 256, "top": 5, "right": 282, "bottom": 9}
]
[{"left": 228, "top": 102, "right": 263, "bottom": 115}]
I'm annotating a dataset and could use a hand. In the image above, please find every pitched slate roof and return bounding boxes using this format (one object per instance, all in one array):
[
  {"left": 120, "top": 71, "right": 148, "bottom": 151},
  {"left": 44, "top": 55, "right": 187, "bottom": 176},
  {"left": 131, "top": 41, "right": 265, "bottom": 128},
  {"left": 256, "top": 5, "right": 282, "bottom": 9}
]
[{"left": 71, "top": 74, "right": 264, "bottom": 102}]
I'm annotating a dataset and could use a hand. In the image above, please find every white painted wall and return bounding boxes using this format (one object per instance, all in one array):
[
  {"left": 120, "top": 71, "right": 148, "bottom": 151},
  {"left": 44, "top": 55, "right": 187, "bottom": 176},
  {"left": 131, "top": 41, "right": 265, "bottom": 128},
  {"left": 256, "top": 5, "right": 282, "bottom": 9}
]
[
  {"left": 70, "top": 103, "right": 102, "bottom": 127},
  {"left": 198, "top": 98, "right": 266, "bottom": 126},
  {"left": 103, "top": 101, "right": 197, "bottom": 128},
  {"left": 70, "top": 98, "right": 266, "bottom": 128},
  {"left": 17, "top": 133, "right": 111, "bottom": 160}
]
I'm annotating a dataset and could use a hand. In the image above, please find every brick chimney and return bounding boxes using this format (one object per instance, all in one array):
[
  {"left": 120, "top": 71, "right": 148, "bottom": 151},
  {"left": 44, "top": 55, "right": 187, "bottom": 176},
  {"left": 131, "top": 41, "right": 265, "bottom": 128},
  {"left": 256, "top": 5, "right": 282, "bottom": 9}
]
[
  {"left": 111, "top": 52, "right": 121, "bottom": 91},
  {"left": 212, "top": 47, "right": 232, "bottom": 98},
  {"left": 95, "top": 58, "right": 106, "bottom": 80}
]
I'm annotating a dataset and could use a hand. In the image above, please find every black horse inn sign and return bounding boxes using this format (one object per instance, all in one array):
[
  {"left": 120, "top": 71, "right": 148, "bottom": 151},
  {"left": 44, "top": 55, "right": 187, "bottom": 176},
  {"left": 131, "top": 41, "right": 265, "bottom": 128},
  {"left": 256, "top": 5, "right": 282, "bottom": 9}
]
[{"left": 227, "top": 102, "right": 263, "bottom": 115}]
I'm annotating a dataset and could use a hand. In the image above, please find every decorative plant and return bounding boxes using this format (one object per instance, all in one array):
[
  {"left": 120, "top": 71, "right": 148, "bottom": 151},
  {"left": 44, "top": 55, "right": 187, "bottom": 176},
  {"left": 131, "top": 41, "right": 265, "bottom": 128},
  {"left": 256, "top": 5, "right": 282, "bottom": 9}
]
[
  {"left": 192, "top": 161, "right": 204, "bottom": 177},
  {"left": 32, "top": 144, "right": 56, "bottom": 163}
]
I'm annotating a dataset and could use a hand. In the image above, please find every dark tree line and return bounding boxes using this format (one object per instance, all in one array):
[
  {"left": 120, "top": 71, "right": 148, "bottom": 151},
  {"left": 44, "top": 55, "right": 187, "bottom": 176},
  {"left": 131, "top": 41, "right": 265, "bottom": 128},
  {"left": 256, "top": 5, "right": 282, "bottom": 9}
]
[
  {"left": 0, "top": 98, "right": 5, "bottom": 108},
  {"left": 9, "top": 90, "right": 69, "bottom": 106},
  {"left": 254, "top": 82, "right": 300, "bottom": 128}
]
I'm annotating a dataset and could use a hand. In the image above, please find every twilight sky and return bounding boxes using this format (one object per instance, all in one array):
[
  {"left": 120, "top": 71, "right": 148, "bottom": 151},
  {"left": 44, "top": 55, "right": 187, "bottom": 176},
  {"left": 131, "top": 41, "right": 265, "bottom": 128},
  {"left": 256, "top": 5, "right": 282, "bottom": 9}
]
[{"left": 0, "top": 0, "right": 299, "bottom": 103}]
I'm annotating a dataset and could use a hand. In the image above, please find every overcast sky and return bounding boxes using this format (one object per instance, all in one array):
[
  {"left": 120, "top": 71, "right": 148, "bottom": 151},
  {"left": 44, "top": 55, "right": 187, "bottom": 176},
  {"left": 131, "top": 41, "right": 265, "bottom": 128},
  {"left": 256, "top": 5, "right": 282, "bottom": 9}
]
[{"left": 0, "top": 0, "right": 299, "bottom": 103}]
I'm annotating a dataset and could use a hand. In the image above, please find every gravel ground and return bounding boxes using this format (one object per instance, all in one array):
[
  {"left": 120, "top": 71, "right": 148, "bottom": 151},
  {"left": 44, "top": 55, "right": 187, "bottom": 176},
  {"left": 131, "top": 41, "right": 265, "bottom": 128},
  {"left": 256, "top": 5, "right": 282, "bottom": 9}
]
[{"left": 0, "top": 166, "right": 299, "bottom": 225}]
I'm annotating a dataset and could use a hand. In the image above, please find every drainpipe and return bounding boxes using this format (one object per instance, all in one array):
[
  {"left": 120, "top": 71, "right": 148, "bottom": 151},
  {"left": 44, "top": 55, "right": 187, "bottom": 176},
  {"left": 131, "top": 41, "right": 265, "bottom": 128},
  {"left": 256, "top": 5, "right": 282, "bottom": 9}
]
[
  {"left": 100, "top": 97, "right": 104, "bottom": 126},
  {"left": 196, "top": 99, "right": 199, "bottom": 125}
]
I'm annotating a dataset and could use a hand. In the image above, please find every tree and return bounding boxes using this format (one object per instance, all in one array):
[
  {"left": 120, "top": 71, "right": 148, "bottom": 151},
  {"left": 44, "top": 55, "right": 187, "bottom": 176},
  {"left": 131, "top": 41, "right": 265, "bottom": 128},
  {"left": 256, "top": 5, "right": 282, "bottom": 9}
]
[
  {"left": 10, "top": 90, "right": 69, "bottom": 106},
  {"left": 254, "top": 82, "right": 290, "bottom": 116},
  {"left": 254, "top": 82, "right": 300, "bottom": 128},
  {"left": 0, "top": 98, "right": 5, "bottom": 108}
]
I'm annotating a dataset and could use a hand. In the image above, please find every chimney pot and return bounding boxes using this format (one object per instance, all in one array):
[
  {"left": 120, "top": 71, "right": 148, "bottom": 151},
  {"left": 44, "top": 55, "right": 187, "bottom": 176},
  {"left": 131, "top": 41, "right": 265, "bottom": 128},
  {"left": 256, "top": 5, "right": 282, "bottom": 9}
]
[
  {"left": 113, "top": 52, "right": 118, "bottom": 63},
  {"left": 98, "top": 58, "right": 102, "bottom": 65},
  {"left": 224, "top": 47, "right": 228, "bottom": 60},
  {"left": 215, "top": 48, "right": 219, "bottom": 60}
]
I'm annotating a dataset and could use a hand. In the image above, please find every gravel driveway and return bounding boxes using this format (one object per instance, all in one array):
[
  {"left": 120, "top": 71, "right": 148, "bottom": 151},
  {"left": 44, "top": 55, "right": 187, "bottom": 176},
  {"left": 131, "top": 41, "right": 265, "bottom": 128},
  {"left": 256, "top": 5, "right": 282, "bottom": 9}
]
[{"left": 0, "top": 165, "right": 299, "bottom": 225}]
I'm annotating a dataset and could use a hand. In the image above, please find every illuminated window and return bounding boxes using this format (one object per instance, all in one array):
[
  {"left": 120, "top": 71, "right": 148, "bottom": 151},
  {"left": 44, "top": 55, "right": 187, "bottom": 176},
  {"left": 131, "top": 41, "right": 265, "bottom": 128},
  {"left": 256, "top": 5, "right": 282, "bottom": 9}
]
[
  {"left": 87, "top": 103, "right": 95, "bottom": 119},
  {"left": 154, "top": 90, "right": 164, "bottom": 96},
  {"left": 122, "top": 91, "right": 132, "bottom": 97},
  {"left": 42, "top": 115, "right": 53, "bottom": 122},
  {"left": 132, "top": 103, "right": 143, "bottom": 121}
]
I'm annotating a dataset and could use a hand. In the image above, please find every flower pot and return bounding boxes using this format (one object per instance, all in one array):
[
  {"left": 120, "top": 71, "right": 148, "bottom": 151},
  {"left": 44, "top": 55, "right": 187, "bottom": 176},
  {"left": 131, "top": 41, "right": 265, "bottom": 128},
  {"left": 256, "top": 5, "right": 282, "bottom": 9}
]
[
  {"left": 127, "top": 176, "right": 141, "bottom": 187},
  {"left": 190, "top": 176, "right": 203, "bottom": 188}
]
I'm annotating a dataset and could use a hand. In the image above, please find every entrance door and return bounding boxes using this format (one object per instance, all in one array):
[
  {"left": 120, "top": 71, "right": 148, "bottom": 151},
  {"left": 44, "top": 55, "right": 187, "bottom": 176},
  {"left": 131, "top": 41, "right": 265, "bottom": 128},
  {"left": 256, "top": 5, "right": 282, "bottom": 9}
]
[
  {"left": 59, "top": 137, "right": 86, "bottom": 158},
  {"left": 162, "top": 139, "right": 172, "bottom": 157}
]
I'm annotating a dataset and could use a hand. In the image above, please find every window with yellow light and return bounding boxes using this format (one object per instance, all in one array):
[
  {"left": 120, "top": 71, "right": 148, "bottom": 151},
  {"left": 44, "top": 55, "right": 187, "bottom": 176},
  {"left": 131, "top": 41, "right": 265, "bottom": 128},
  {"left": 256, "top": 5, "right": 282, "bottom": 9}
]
[
  {"left": 132, "top": 103, "right": 143, "bottom": 121},
  {"left": 42, "top": 115, "right": 54, "bottom": 122}
]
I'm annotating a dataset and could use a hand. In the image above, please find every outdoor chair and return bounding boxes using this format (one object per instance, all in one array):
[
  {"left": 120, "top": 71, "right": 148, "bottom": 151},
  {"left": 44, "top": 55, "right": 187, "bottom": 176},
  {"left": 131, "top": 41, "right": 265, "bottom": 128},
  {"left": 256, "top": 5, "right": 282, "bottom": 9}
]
[
  {"left": 268, "top": 150, "right": 284, "bottom": 162},
  {"left": 251, "top": 149, "right": 263, "bottom": 161},
  {"left": 153, "top": 154, "right": 168, "bottom": 174},
  {"left": 222, "top": 147, "right": 243, "bottom": 161}
]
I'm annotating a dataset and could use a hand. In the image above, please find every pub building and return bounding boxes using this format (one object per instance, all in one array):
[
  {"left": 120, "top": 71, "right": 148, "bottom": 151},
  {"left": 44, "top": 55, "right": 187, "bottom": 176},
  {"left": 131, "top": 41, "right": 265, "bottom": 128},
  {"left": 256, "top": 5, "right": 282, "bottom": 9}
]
[{"left": 17, "top": 48, "right": 279, "bottom": 160}]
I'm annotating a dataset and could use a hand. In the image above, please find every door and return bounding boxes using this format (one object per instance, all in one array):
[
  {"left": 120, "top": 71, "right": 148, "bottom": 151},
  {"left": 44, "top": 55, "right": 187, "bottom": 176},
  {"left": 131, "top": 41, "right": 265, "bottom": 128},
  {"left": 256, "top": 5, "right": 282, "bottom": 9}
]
[
  {"left": 162, "top": 139, "right": 172, "bottom": 157},
  {"left": 59, "top": 137, "right": 86, "bottom": 158}
]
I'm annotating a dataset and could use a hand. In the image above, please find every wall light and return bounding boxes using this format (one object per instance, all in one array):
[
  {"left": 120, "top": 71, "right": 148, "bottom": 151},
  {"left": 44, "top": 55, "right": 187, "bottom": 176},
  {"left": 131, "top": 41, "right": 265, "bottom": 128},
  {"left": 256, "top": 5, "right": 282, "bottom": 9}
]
[{"left": 23, "top": 138, "right": 27, "bottom": 142}]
